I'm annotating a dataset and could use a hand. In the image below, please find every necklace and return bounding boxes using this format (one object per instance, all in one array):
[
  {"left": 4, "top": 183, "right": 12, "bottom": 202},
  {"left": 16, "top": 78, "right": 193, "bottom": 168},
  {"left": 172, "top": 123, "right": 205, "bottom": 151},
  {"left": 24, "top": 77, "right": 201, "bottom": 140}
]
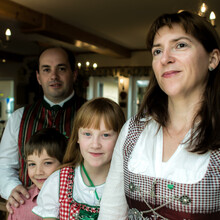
[{"left": 81, "top": 163, "right": 100, "bottom": 202}]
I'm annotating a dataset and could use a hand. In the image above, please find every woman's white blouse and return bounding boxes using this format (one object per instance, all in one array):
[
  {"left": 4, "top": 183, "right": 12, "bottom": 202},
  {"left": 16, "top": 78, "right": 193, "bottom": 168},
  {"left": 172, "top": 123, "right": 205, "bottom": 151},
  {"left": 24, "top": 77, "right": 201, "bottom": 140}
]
[
  {"left": 98, "top": 118, "right": 211, "bottom": 220},
  {"left": 32, "top": 166, "right": 104, "bottom": 218}
]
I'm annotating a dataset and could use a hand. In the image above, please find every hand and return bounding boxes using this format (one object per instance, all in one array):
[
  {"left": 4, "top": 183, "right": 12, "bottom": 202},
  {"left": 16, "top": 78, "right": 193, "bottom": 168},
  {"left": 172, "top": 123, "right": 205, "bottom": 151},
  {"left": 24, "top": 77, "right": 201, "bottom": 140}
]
[{"left": 6, "top": 185, "right": 30, "bottom": 214}]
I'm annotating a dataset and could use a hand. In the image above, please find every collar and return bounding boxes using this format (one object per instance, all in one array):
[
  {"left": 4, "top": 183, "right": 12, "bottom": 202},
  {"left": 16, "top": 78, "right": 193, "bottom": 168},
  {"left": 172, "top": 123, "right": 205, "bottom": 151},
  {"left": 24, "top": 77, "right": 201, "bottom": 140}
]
[
  {"left": 28, "top": 185, "right": 40, "bottom": 202},
  {"left": 43, "top": 91, "right": 75, "bottom": 107}
]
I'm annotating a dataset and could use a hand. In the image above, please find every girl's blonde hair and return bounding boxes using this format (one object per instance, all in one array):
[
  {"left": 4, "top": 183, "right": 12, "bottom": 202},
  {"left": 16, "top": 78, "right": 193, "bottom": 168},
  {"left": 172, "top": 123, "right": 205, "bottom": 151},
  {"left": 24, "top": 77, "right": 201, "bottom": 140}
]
[{"left": 61, "top": 97, "right": 125, "bottom": 168}]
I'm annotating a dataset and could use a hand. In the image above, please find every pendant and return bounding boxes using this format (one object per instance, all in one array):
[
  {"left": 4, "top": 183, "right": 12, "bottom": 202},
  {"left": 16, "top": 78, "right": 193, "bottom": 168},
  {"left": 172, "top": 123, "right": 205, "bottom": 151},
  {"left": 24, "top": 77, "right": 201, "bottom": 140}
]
[
  {"left": 167, "top": 184, "right": 174, "bottom": 190},
  {"left": 128, "top": 208, "right": 143, "bottom": 220},
  {"left": 179, "top": 195, "right": 191, "bottom": 205},
  {"left": 129, "top": 182, "right": 136, "bottom": 192},
  {"left": 129, "top": 182, "right": 140, "bottom": 192}
]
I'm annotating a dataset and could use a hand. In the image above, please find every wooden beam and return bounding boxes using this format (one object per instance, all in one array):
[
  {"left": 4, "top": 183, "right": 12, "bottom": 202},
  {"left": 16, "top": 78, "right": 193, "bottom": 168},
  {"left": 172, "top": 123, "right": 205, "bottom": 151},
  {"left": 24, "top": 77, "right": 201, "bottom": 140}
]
[
  {"left": 0, "top": 0, "right": 131, "bottom": 58},
  {"left": 0, "top": 0, "right": 42, "bottom": 27}
]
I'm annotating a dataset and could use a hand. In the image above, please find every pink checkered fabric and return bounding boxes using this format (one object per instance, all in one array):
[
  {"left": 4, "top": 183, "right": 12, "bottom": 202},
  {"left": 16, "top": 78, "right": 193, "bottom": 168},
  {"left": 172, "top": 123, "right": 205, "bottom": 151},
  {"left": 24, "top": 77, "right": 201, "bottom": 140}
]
[
  {"left": 123, "top": 117, "right": 220, "bottom": 218},
  {"left": 59, "top": 167, "right": 99, "bottom": 220}
]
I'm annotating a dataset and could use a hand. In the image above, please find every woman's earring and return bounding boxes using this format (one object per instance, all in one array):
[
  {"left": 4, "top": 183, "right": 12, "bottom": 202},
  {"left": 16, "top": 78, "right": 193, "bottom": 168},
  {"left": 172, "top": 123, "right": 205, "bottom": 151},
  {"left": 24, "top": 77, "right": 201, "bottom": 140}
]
[{"left": 209, "top": 67, "right": 214, "bottom": 71}]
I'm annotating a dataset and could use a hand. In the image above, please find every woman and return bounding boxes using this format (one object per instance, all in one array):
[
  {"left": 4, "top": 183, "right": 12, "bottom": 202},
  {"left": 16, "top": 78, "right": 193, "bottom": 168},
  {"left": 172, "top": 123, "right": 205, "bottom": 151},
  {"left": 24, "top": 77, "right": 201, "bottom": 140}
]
[{"left": 98, "top": 11, "right": 220, "bottom": 220}]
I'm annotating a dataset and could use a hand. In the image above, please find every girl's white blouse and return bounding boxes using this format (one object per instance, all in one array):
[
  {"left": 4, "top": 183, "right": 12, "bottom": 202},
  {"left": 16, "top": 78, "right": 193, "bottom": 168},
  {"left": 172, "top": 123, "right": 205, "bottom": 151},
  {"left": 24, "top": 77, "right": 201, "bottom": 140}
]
[
  {"left": 32, "top": 166, "right": 104, "bottom": 218},
  {"left": 98, "top": 118, "right": 211, "bottom": 220}
]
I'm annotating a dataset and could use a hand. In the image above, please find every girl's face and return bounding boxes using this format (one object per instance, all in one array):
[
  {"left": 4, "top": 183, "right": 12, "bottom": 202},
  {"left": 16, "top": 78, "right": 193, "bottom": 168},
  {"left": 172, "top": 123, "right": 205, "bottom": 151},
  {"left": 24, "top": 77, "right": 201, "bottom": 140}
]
[
  {"left": 151, "top": 24, "right": 211, "bottom": 100},
  {"left": 27, "top": 149, "right": 61, "bottom": 189},
  {"left": 78, "top": 118, "right": 118, "bottom": 171}
]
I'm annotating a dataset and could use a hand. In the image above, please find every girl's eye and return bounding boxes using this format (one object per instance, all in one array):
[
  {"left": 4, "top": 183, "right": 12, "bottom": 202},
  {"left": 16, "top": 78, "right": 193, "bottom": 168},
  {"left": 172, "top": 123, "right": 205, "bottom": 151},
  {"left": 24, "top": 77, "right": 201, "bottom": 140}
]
[
  {"left": 176, "top": 42, "right": 187, "bottom": 49},
  {"left": 84, "top": 132, "right": 91, "bottom": 136},
  {"left": 152, "top": 49, "right": 161, "bottom": 56},
  {"left": 103, "top": 133, "right": 110, "bottom": 137},
  {"left": 28, "top": 163, "right": 35, "bottom": 167}
]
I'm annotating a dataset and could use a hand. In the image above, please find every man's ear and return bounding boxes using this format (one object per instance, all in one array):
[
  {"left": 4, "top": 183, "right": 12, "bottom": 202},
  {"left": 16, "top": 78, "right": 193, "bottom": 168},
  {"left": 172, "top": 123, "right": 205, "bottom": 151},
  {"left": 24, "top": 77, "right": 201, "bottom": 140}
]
[
  {"left": 36, "top": 70, "right": 42, "bottom": 85},
  {"left": 209, "top": 49, "right": 220, "bottom": 71}
]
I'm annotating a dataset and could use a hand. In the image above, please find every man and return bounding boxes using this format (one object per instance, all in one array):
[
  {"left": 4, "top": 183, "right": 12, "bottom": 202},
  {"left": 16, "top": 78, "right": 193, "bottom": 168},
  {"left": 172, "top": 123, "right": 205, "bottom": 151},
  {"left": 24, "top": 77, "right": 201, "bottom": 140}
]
[{"left": 0, "top": 47, "right": 86, "bottom": 213}]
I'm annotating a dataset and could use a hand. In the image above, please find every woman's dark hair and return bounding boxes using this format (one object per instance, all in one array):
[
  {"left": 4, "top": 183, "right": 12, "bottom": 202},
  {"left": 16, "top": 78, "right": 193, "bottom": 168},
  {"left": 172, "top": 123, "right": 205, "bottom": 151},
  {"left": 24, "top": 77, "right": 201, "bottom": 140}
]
[
  {"left": 24, "top": 128, "right": 67, "bottom": 163},
  {"left": 137, "top": 11, "right": 220, "bottom": 153}
]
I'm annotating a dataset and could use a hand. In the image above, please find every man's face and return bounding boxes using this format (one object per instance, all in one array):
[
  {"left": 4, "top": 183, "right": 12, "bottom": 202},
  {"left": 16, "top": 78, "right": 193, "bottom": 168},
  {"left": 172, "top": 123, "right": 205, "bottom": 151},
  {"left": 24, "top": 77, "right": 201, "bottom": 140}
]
[{"left": 36, "top": 48, "right": 76, "bottom": 103}]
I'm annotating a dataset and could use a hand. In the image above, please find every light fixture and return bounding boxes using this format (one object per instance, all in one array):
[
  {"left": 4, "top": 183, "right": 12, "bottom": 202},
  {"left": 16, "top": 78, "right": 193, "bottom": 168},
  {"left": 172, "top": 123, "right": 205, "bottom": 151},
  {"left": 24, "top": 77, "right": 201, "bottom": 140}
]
[
  {"left": 199, "top": 3, "right": 208, "bottom": 16},
  {"left": 0, "top": 28, "right": 12, "bottom": 48},
  {"left": 77, "top": 61, "right": 98, "bottom": 71},
  {"left": 85, "top": 61, "right": 90, "bottom": 70},
  {"left": 209, "top": 11, "right": 216, "bottom": 26},
  {"left": 198, "top": 2, "right": 216, "bottom": 26},
  {"left": 92, "top": 63, "right": 98, "bottom": 70},
  {"left": 77, "top": 62, "right": 82, "bottom": 69},
  {"left": 5, "top": 29, "right": 11, "bottom": 41},
  {"left": 120, "top": 78, "right": 125, "bottom": 90}
]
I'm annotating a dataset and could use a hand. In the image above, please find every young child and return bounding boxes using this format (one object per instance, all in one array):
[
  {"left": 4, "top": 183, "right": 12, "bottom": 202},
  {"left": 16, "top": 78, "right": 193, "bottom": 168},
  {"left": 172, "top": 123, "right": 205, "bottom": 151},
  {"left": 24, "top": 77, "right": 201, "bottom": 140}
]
[
  {"left": 32, "top": 97, "right": 125, "bottom": 220},
  {"left": 8, "top": 128, "right": 67, "bottom": 220}
]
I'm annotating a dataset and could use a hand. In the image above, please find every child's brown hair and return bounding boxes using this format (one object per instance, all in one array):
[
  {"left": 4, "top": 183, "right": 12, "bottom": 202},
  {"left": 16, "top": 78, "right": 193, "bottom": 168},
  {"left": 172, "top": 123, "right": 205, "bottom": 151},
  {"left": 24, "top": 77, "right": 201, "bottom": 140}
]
[{"left": 24, "top": 128, "right": 67, "bottom": 163}]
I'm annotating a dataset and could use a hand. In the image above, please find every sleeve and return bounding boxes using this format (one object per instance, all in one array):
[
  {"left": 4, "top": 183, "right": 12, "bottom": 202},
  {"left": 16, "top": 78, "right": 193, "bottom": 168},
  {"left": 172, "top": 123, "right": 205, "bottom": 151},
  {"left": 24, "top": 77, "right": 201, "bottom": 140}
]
[
  {"left": 0, "top": 107, "right": 24, "bottom": 199},
  {"left": 32, "top": 170, "right": 60, "bottom": 218},
  {"left": 98, "top": 120, "right": 130, "bottom": 220}
]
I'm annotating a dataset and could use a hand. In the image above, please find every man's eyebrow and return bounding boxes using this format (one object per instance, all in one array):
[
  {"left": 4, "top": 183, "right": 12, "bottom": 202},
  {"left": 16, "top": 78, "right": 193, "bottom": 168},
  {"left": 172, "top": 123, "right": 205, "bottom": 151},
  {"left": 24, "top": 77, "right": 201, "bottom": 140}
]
[
  {"left": 40, "top": 64, "right": 50, "bottom": 69},
  {"left": 40, "top": 64, "right": 67, "bottom": 69},
  {"left": 57, "top": 64, "right": 67, "bottom": 67}
]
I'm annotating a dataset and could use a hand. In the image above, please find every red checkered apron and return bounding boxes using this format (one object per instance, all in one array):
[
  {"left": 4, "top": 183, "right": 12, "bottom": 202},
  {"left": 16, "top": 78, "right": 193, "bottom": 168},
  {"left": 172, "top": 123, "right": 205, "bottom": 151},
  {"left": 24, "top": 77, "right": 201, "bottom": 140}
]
[
  {"left": 123, "top": 117, "right": 220, "bottom": 220},
  {"left": 59, "top": 167, "right": 100, "bottom": 220}
]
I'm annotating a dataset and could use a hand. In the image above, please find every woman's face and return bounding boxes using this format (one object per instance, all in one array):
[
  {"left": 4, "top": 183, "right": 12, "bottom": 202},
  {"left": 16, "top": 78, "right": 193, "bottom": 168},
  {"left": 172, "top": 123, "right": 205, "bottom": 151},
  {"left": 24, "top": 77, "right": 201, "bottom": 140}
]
[{"left": 151, "top": 24, "right": 211, "bottom": 100}]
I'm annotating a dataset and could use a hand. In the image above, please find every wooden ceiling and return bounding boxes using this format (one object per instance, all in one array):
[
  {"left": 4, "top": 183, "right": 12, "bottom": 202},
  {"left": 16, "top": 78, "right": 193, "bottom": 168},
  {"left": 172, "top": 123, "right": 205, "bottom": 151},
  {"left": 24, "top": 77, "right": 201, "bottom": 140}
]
[
  {"left": 0, "top": 0, "right": 219, "bottom": 60},
  {"left": 0, "top": 0, "right": 130, "bottom": 58}
]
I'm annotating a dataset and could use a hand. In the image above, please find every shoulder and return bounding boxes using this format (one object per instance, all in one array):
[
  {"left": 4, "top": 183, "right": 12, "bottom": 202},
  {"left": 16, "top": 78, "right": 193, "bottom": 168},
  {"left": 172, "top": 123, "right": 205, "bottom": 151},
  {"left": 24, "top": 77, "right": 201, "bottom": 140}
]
[
  {"left": 210, "top": 149, "right": 220, "bottom": 167},
  {"left": 5, "top": 107, "right": 24, "bottom": 128},
  {"left": 42, "top": 170, "right": 60, "bottom": 188},
  {"left": 28, "top": 185, "right": 40, "bottom": 198},
  {"left": 117, "top": 116, "right": 147, "bottom": 140},
  {"left": 126, "top": 115, "right": 149, "bottom": 131},
  {"left": 23, "top": 100, "right": 43, "bottom": 110},
  {"left": 39, "top": 170, "right": 60, "bottom": 196},
  {"left": 11, "top": 106, "right": 24, "bottom": 118},
  {"left": 60, "top": 166, "right": 74, "bottom": 173},
  {"left": 49, "top": 169, "right": 60, "bottom": 179}
]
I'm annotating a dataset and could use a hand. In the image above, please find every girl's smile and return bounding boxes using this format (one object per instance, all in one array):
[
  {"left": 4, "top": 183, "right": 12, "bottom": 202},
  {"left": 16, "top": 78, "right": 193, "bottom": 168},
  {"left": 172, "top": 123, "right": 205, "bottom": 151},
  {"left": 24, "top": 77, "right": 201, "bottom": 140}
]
[
  {"left": 89, "top": 152, "right": 104, "bottom": 157},
  {"left": 78, "top": 118, "right": 118, "bottom": 171},
  {"left": 27, "top": 149, "right": 61, "bottom": 189}
]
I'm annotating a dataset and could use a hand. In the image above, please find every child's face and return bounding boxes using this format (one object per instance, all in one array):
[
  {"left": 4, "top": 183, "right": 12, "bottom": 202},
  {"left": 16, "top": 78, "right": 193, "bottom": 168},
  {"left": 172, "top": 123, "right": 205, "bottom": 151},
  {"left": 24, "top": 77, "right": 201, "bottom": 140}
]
[
  {"left": 27, "top": 148, "right": 61, "bottom": 189},
  {"left": 78, "top": 118, "right": 118, "bottom": 171}
]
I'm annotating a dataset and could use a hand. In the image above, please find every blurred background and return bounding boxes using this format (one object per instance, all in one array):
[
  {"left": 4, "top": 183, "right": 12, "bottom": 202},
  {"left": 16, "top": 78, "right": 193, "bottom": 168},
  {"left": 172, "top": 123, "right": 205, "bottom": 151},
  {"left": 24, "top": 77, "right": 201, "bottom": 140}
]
[{"left": 0, "top": 0, "right": 219, "bottom": 126}]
